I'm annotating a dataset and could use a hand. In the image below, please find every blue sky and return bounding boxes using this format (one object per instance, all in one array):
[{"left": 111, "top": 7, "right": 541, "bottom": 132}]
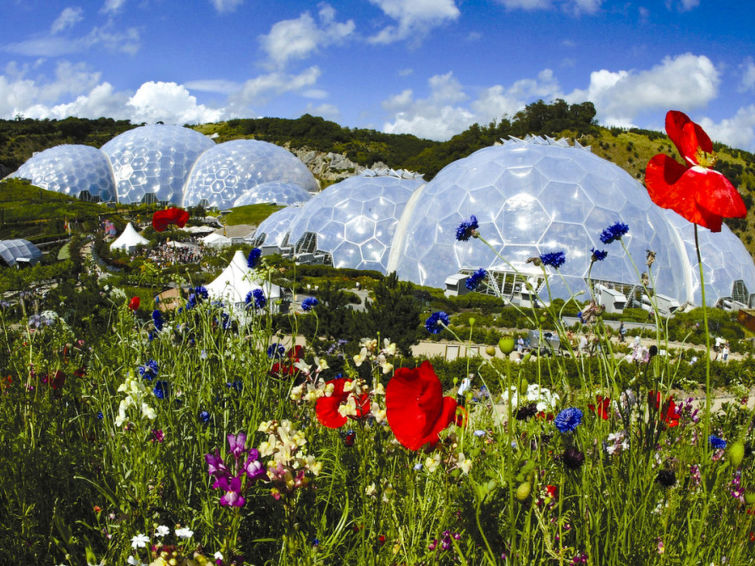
[{"left": 1, "top": 0, "right": 754, "bottom": 150}]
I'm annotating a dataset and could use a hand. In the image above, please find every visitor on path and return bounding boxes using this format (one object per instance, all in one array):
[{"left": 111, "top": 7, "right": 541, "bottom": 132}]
[
  {"left": 619, "top": 322, "right": 626, "bottom": 343},
  {"left": 722, "top": 343, "right": 730, "bottom": 363},
  {"left": 457, "top": 374, "right": 473, "bottom": 406},
  {"left": 516, "top": 336, "right": 525, "bottom": 354}
]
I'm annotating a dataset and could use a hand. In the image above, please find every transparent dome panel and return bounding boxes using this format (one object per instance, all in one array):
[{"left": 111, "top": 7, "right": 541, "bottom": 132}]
[
  {"left": 250, "top": 206, "right": 304, "bottom": 247},
  {"left": 12, "top": 144, "right": 116, "bottom": 202},
  {"left": 233, "top": 182, "right": 312, "bottom": 207},
  {"left": 101, "top": 125, "right": 214, "bottom": 204},
  {"left": 182, "top": 139, "right": 317, "bottom": 210}
]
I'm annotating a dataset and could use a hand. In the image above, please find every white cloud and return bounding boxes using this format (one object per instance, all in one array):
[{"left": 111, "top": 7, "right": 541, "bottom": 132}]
[
  {"left": 495, "top": 0, "right": 602, "bottom": 14},
  {"left": 381, "top": 69, "right": 561, "bottom": 140},
  {"left": 184, "top": 79, "right": 240, "bottom": 94},
  {"left": 302, "top": 88, "right": 328, "bottom": 99},
  {"left": 368, "top": 0, "right": 460, "bottom": 44},
  {"left": 566, "top": 53, "right": 719, "bottom": 126},
  {"left": 739, "top": 57, "right": 755, "bottom": 93},
  {"left": 210, "top": 0, "right": 244, "bottom": 13},
  {"left": 398, "top": 68, "right": 414, "bottom": 77},
  {"left": 101, "top": 0, "right": 126, "bottom": 14},
  {"left": 306, "top": 103, "right": 340, "bottom": 120},
  {"left": 259, "top": 5, "right": 354, "bottom": 69},
  {"left": 699, "top": 105, "right": 755, "bottom": 152},
  {"left": 126, "top": 82, "right": 225, "bottom": 124},
  {"left": 229, "top": 66, "right": 322, "bottom": 110},
  {"left": 665, "top": 0, "right": 699, "bottom": 11},
  {"left": 51, "top": 7, "right": 84, "bottom": 34},
  {"left": 5, "top": 21, "right": 141, "bottom": 56}
]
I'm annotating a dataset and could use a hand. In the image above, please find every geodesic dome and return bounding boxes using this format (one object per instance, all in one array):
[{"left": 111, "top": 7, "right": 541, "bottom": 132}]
[
  {"left": 249, "top": 206, "right": 303, "bottom": 248},
  {"left": 11, "top": 144, "right": 117, "bottom": 202},
  {"left": 662, "top": 210, "right": 755, "bottom": 306},
  {"left": 182, "top": 139, "right": 317, "bottom": 210},
  {"left": 101, "top": 125, "right": 214, "bottom": 205},
  {"left": 287, "top": 174, "right": 424, "bottom": 273},
  {"left": 233, "top": 181, "right": 312, "bottom": 207},
  {"left": 0, "top": 239, "right": 42, "bottom": 267},
  {"left": 388, "top": 138, "right": 693, "bottom": 302}
]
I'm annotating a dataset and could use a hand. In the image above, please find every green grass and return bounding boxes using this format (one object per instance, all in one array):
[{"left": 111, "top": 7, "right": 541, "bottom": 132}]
[{"left": 223, "top": 203, "right": 284, "bottom": 226}]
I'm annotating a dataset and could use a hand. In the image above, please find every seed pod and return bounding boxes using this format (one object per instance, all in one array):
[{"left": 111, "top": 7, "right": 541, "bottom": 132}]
[
  {"left": 728, "top": 441, "right": 745, "bottom": 467},
  {"left": 515, "top": 481, "right": 531, "bottom": 501},
  {"left": 499, "top": 336, "right": 515, "bottom": 354},
  {"left": 745, "top": 492, "right": 755, "bottom": 505},
  {"left": 485, "top": 345, "right": 496, "bottom": 356}
]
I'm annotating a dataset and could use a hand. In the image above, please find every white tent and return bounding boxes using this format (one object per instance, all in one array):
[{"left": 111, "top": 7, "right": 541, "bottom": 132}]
[
  {"left": 206, "top": 250, "right": 281, "bottom": 307},
  {"left": 110, "top": 223, "right": 148, "bottom": 253},
  {"left": 201, "top": 232, "right": 232, "bottom": 248}
]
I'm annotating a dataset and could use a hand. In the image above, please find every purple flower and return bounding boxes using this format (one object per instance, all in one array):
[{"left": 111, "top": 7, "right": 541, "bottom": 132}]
[
  {"left": 218, "top": 476, "right": 245, "bottom": 507},
  {"left": 599, "top": 222, "right": 629, "bottom": 245},
  {"left": 227, "top": 433, "right": 247, "bottom": 459},
  {"left": 244, "top": 453, "right": 267, "bottom": 481},
  {"left": 302, "top": 297, "right": 318, "bottom": 311},
  {"left": 456, "top": 215, "right": 479, "bottom": 241},
  {"left": 425, "top": 311, "right": 449, "bottom": 334},
  {"left": 540, "top": 251, "right": 566, "bottom": 269},
  {"left": 465, "top": 268, "right": 487, "bottom": 291},
  {"left": 205, "top": 450, "right": 228, "bottom": 477},
  {"left": 247, "top": 248, "right": 262, "bottom": 269},
  {"left": 554, "top": 407, "right": 583, "bottom": 433},
  {"left": 590, "top": 248, "right": 608, "bottom": 262}
]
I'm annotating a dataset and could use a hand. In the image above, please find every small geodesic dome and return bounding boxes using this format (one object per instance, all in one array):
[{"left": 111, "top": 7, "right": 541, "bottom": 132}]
[
  {"left": 0, "top": 239, "right": 42, "bottom": 267},
  {"left": 182, "top": 139, "right": 318, "bottom": 210},
  {"left": 233, "top": 181, "right": 312, "bottom": 207},
  {"left": 101, "top": 125, "right": 215, "bottom": 205},
  {"left": 388, "top": 137, "right": 691, "bottom": 302},
  {"left": 287, "top": 174, "right": 424, "bottom": 273},
  {"left": 10, "top": 144, "right": 117, "bottom": 202},
  {"left": 249, "top": 206, "right": 303, "bottom": 248}
]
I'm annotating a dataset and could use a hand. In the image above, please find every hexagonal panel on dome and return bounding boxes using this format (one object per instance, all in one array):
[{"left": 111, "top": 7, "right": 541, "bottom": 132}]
[
  {"left": 248, "top": 205, "right": 303, "bottom": 247},
  {"left": 391, "top": 138, "right": 692, "bottom": 304},
  {"left": 11, "top": 144, "right": 116, "bottom": 202},
  {"left": 101, "top": 125, "right": 214, "bottom": 204},
  {"left": 183, "top": 139, "right": 317, "bottom": 210},
  {"left": 287, "top": 174, "right": 422, "bottom": 273},
  {"left": 233, "top": 181, "right": 312, "bottom": 207}
]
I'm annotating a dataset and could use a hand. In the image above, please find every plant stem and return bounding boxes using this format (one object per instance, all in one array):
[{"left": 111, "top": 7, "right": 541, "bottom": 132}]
[{"left": 694, "top": 224, "right": 711, "bottom": 448}]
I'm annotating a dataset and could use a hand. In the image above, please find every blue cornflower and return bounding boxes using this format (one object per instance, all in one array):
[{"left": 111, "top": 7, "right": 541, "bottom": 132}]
[
  {"left": 267, "top": 343, "right": 286, "bottom": 358},
  {"left": 456, "top": 215, "right": 479, "bottom": 241},
  {"left": 138, "top": 360, "right": 158, "bottom": 381},
  {"left": 554, "top": 408, "right": 583, "bottom": 433},
  {"left": 152, "top": 309, "right": 164, "bottom": 331},
  {"left": 591, "top": 248, "right": 608, "bottom": 262},
  {"left": 540, "top": 251, "right": 566, "bottom": 269},
  {"left": 301, "top": 297, "right": 319, "bottom": 311},
  {"left": 199, "top": 410, "right": 210, "bottom": 423},
  {"left": 194, "top": 286, "right": 208, "bottom": 300},
  {"left": 226, "top": 381, "right": 243, "bottom": 393},
  {"left": 599, "top": 222, "right": 629, "bottom": 245},
  {"left": 425, "top": 311, "right": 450, "bottom": 334},
  {"left": 153, "top": 380, "right": 170, "bottom": 400},
  {"left": 465, "top": 268, "right": 488, "bottom": 291},
  {"left": 247, "top": 247, "right": 262, "bottom": 269},
  {"left": 96, "top": 411, "right": 103, "bottom": 420},
  {"left": 709, "top": 435, "right": 727, "bottom": 450},
  {"left": 245, "top": 289, "right": 266, "bottom": 309}
]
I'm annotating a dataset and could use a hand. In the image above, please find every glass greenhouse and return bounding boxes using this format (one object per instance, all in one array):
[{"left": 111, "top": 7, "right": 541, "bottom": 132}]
[
  {"left": 233, "top": 182, "right": 313, "bottom": 207},
  {"left": 11, "top": 144, "right": 117, "bottom": 202},
  {"left": 248, "top": 206, "right": 303, "bottom": 248},
  {"left": 182, "top": 140, "right": 318, "bottom": 210},
  {"left": 0, "top": 239, "right": 42, "bottom": 267},
  {"left": 101, "top": 125, "right": 215, "bottom": 205}
]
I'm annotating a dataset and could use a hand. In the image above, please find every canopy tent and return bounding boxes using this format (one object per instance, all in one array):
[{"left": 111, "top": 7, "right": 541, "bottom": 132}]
[
  {"left": 206, "top": 250, "right": 281, "bottom": 307},
  {"left": 0, "top": 239, "right": 42, "bottom": 267},
  {"left": 110, "top": 223, "right": 149, "bottom": 253},
  {"left": 201, "top": 232, "right": 232, "bottom": 248}
]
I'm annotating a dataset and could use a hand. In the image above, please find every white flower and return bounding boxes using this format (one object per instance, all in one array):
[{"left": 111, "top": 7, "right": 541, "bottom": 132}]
[
  {"left": 214, "top": 552, "right": 224, "bottom": 561},
  {"left": 175, "top": 527, "right": 194, "bottom": 539},
  {"left": 155, "top": 525, "right": 170, "bottom": 537},
  {"left": 425, "top": 453, "right": 441, "bottom": 473},
  {"left": 365, "top": 482, "right": 377, "bottom": 496},
  {"left": 130, "top": 533, "right": 150, "bottom": 549},
  {"left": 456, "top": 452, "right": 472, "bottom": 475},
  {"left": 127, "top": 557, "right": 146, "bottom": 566}
]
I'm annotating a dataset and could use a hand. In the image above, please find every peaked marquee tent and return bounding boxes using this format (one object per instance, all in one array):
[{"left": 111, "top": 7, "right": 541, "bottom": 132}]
[
  {"left": 110, "top": 223, "right": 149, "bottom": 253},
  {"left": 206, "top": 250, "right": 281, "bottom": 307}
]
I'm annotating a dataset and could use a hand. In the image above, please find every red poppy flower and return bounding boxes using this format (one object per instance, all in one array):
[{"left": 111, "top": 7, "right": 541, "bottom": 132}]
[
  {"left": 128, "top": 296, "right": 140, "bottom": 311},
  {"left": 645, "top": 110, "right": 746, "bottom": 232},
  {"left": 152, "top": 208, "right": 190, "bottom": 232},
  {"left": 270, "top": 345, "right": 304, "bottom": 377},
  {"left": 648, "top": 390, "right": 680, "bottom": 427},
  {"left": 385, "top": 361, "right": 457, "bottom": 451},
  {"left": 588, "top": 395, "right": 611, "bottom": 420},
  {"left": 315, "top": 378, "right": 370, "bottom": 429},
  {"left": 545, "top": 484, "right": 558, "bottom": 500}
]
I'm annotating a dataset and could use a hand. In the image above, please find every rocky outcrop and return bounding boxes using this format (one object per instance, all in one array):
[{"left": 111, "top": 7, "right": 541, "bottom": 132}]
[{"left": 286, "top": 145, "right": 390, "bottom": 185}]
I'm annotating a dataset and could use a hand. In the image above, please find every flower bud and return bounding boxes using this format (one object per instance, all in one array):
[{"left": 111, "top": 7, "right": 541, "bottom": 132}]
[
  {"left": 515, "top": 481, "right": 531, "bottom": 501},
  {"left": 728, "top": 441, "right": 745, "bottom": 467}
]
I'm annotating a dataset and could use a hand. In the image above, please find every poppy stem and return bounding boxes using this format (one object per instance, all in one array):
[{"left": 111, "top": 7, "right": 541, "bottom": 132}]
[{"left": 694, "top": 224, "right": 711, "bottom": 450}]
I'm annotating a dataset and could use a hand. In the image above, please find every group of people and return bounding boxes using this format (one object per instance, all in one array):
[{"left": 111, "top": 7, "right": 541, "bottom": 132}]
[{"left": 137, "top": 240, "right": 205, "bottom": 267}]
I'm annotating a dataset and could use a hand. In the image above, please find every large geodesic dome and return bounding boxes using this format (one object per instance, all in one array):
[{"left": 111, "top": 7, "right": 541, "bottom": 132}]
[
  {"left": 286, "top": 174, "right": 424, "bottom": 273},
  {"left": 662, "top": 210, "right": 755, "bottom": 306},
  {"left": 10, "top": 144, "right": 117, "bottom": 202},
  {"left": 388, "top": 138, "right": 693, "bottom": 302},
  {"left": 248, "top": 206, "right": 303, "bottom": 248},
  {"left": 182, "top": 139, "right": 318, "bottom": 210},
  {"left": 101, "top": 125, "right": 215, "bottom": 204},
  {"left": 233, "top": 181, "right": 312, "bottom": 208}
]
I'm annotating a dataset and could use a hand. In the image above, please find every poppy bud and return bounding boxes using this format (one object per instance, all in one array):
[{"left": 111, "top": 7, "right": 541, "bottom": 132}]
[
  {"left": 485, "top": 346, "right": 496, "bottom": 356},
  {"left": 498, "top": 336, "right": 515, "bottom": 354},
  {"left": 515, "top": 481, "right": 531, "bottom": 501},
  {"left": 728, "top": 441, "right": 745, "bottom": 468},
  {"left": 745, "top": 492, "right": 755, "bottom": 505}
]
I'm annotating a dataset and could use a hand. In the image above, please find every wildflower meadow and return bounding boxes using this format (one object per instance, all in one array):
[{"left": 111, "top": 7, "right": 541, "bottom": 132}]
[{"left": 1, "top": 111, "right": 754, "bottom": 565}]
